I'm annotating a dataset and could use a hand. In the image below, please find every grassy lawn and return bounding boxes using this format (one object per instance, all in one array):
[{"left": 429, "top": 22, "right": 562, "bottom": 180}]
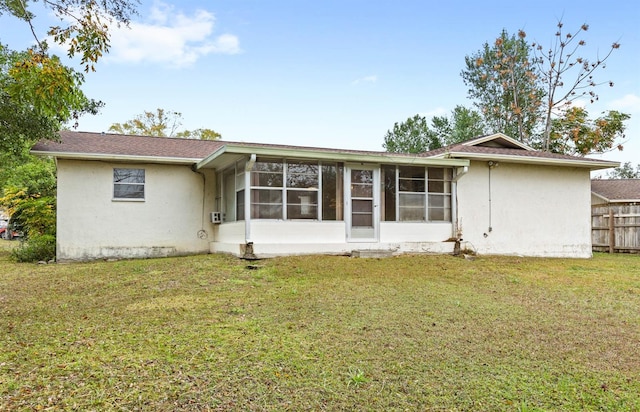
[{"left": 1, "top": 247, "right": 638, "bottom": 411}]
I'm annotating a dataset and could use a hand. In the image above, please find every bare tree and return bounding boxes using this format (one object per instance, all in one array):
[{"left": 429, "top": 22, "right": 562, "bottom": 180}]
[{"left": 532, "top": 21, "right": 621, "bottom": 150}]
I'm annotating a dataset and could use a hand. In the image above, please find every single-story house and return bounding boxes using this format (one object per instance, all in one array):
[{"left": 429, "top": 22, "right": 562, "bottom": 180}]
[
  {"left": 591, "top": 179, "right": 640, "bottom": 253},
  {"left": 31, "top": 131, "right": 618, "bottom": 261}
]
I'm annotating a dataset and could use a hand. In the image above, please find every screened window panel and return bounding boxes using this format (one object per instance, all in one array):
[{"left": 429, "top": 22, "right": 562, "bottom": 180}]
[
  {"left": 428, "top": 180, "right": 452, "bottom": 193},
  {"left": 400, "top": 207, "right": 426, "bottom": 222},
  {"left": 251, "top": 172, "right": 283, "bottom": 187},
  {"left": 236, "top": 190, "right": 245, "bottom": 220},
  {"left": 352, "top": 199, "right": 373, "bottom": 213},
  {"left": 351, "top": 184, "right": 373, "bottom": 198},
  {"left": 287, "top": 162, "right": 319, "bottom": 188},
  {"left": 224, "top": 169, "right": 236, "bottom": 221},
  {"left": 352, "top": 213, "right": 373, "bottom": 227},
  {"left": 428, "top": 194, "right": 451, "bottom": 208},
  {"left": 287, "top": 190, "right": 318, "bottom": 219},
  {"left": 382, "top": 165, "right": 396, "bottom": 222},
  {"left": 399, "top": 166, "right": 424, "bottom": 179},
  {"left": 351, "top": 170, "right": 373, "bottom": 184},
  {"left": 399, "top": 193, "right": 425, "bottom": 222},
  {"left": 251, "top": 204, "right": 282, "bottom": 219},
  {"left": 252, "top": 189, "right": 282, "bottom": 203},
  {"left": 322, "top": 163, "right": 343, "bottom": 221},
  {"left": 427, "top": 167, "right": 445, "bottom": 180},
  {"left": 254, "top": 160, "right": 283, "bottom": 172},
  {"left": 399, "top": 193, "right": 426, "bottom": 208},
  {"left": 250, "top": 189, "right": 283, "bottom": 219},
  {"left": 399, "top": 179, "right": 425, "bottom": 192},
  {"left": 428, "top": 207, "right": 451, "bottom": 221}
]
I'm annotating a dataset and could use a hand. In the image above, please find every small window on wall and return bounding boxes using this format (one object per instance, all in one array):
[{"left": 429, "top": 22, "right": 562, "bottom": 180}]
[{"left": 113, "top": 168, "right": 145, "bottom": 200}]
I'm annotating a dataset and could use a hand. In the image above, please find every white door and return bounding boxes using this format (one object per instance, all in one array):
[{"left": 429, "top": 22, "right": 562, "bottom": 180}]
[{"left": 346, "top": 165, "right": 379, "bottom": 241}]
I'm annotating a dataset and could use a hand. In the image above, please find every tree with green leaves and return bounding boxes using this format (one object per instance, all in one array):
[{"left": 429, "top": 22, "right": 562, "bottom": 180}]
[
  {"left": 549, "top": 107, "right": 629, "bottom": 155},
  {"left": 383, "top": 114, "right": 441, "bottom": 154},
  {"left": 462, "top": 22, "right": 628, "bottom": 155},
  {"left": 109, "top": 108, "right": 221, "bottom": 140},
  {"left": 606, "top": 162, "right": 640, "bottom": 179},
  {"left": 446, "top": 106, "right": 486, "bottom": 144},
  {"left": 461, "top": 30, "right": 543, "bottom": 145},
  {"left": 0, "top": 0, "right": 138, "bottom": 153},
  {"left": 383, "top": 106, "right": 485, "bottom": 154},
  {"left": 1, "top": 0, "right": 138, "bottom": 259}
]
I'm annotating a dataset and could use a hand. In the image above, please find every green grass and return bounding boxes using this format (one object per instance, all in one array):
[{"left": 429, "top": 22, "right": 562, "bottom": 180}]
[{"left": 1, "top": 249, "right": 639, "bottom": 411}]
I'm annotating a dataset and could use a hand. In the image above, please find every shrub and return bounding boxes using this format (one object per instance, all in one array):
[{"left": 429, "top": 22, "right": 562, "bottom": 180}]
[{"left": 11, "top": 234, "right": 56, "bottom": 263}]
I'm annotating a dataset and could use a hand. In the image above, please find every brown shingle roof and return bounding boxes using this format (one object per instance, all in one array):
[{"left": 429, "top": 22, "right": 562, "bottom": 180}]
[
  {"left": 591, "top": 179, "right": 640, "bottom": 202},
  {"left": 31, "top": 130, "right": 418, "bottom": 160},
  {"left": 31, "top": 130, "right": 226, "bottom": 159},
  {"left": 423, "top": 140, "right": 610, "bottom": 164},
  {"left": 31, "top": 131, "right": 617, "bottom": 170}
]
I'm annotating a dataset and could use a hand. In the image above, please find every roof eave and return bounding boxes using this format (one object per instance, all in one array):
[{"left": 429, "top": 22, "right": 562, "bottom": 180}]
[
  {"left": 462, "top": 133, "right": 534, "bottom": 151},
  {"left": 30, "top": 150, "right": 199, "bottom": 165},
  {"left": 591, "top": 192, "right": 610, "bottom": 203},
  {"left": 443, "top": 151, "right": 620, "bottom": 170},
  {"left": 196, "top": 144, "right": 470, "bottom": 170},
  {"left": 601, "top": 198, "right": 640, "bottom": 203}
]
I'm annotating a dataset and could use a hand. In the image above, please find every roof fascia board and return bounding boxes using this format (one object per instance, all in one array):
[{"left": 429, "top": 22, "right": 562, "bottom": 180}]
[
  {"left": 591, "top": 192, "right": 610, "bottom": 202},
  {"left": 196, "top": 144, "right": 469, "bottom": 170},
  {"left": 445, "top": 151, "right": 620, "bottom": 170},
  {"left": 602, "top": 198, "right": 640, "bottom": 203},
  {"left": 464, "top": 133, "right": 533, "bottom": 150},
  {"left": 30, "top": 150, "right": 198, "bottom": 165}
]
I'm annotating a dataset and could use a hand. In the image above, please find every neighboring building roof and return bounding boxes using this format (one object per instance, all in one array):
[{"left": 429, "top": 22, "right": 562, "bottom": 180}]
[
  {"left": 423, "top": 133, "right": 619, "bottom": 170},
  {"left": 591, "top": 179, "right": 640, "bottom": 203}
]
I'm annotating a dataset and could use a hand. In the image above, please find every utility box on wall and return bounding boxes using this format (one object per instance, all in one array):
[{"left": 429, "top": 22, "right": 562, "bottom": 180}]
[{"left": 210, "top": 212, "right": 222, "bottom": 224}]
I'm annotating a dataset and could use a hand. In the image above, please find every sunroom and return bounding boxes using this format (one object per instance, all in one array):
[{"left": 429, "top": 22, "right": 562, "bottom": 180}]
[{"left": 196, "top": 143, "right": 469, "bottom": 258}]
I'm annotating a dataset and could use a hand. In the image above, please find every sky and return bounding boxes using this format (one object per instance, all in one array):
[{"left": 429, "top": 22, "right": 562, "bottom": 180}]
[{"left": 2, "top": 0, "right": 640, "bottom": 168}]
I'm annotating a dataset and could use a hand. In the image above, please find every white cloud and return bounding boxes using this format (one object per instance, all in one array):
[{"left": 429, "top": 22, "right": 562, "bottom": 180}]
[
  {"left": 609, "top": 94, "right": 640, "bottom": 113},
  {"left": 414, "top": 107, "right": 448, "bottom": 119},
  {"left": 96, "top": 1, "right": 240, "bottom": 67},
  {"left": 352, "top": 75, "right": 378, "bottom": 85}
]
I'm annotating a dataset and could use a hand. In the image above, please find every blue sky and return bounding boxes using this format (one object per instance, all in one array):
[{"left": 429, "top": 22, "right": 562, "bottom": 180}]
[{"left": 3, "top": 0, "right": 639, "bottom": 165}]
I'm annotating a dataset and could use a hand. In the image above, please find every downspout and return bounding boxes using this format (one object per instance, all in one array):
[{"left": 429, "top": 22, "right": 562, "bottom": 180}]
[
  {"left": 484, "top": 161, "right": 499, "bottom": 237},
  {"left": 243, "top": 154, "right": 257, "bottom": 259},
  {"left": 190, "top": 164, "right": 209, "bottom": 241},
  {"left": 451, "top": 166, "right": 468, "bottom": 254}
]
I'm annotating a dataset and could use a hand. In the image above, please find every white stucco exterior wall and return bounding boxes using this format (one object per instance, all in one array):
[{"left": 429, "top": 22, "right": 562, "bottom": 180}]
[
  {"left": 56, "top": 160, "right": 216, "bottom": 261},
  {"left": 456, "top": 160, "right": 593, "bottom": 257}
]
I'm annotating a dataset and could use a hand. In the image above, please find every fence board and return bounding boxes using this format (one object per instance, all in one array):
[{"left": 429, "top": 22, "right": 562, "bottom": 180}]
[{"left": 592, "top": 204, "right": 640, "bottom": 253}]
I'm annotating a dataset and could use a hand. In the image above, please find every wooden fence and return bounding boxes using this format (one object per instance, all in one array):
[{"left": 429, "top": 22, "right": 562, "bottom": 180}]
[{"left": 592, "top": 204, "right": 640, "bottom": 253}]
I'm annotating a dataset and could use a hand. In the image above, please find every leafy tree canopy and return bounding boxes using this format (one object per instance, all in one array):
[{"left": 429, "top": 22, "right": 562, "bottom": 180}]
[
  {"left": 383, "top": 107, "right": 485, "bottom": 154},
  {"left": 549, "top": 107, "right": 629, "bottom": 155},
  {"left": 461, "top": 30, "right": 543, "bottom": 145},
  {"left": 383, "top": 114, "right": 440, "bottom": 154},
  {"left": 0, "top": 0, "right": 138, "bottom": 155},
  {"left": 461, "top": 21, "right": 629, "bottom": 156},
  {"left": 109, "top": 108, "right": 221, "bottom": 140},
  {"left": 606, "top": 162, "right": 640, "bottom": 179}
]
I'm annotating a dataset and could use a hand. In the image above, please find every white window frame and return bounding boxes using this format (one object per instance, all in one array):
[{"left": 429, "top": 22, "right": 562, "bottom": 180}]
[{"left": 113, "top": 168, "right": 145, "bottom": 201}]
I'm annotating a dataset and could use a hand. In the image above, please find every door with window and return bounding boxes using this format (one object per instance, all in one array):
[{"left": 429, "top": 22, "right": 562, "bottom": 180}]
[{"left": 346, "top": 165, "right": 379, "bottom": 241}]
